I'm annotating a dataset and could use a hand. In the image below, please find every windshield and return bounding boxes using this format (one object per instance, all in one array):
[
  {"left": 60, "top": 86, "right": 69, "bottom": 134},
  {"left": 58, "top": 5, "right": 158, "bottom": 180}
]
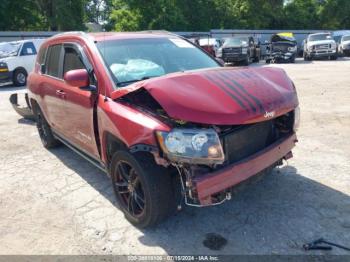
[
  {"left": 96, "top": 37, "right": 219, "bottom": 87},
  {"left": 342, "top": 35, "right": 350, "bottom": 41},
  {"left": 223, "top": 37, "right": 248, "bottom": 46},
  {"left": 309, "top": 34, "right": 332, "bottom": 41},
  {"left": 0, "top": 42, "right": 21, "bottom": 58}
]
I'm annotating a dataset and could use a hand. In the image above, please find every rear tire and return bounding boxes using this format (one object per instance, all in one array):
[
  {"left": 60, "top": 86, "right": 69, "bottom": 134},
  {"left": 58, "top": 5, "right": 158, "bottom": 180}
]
[
  {"left": 330, "top": 55, "right": 338, "bottom": 60},
  {"left": 110, "top": 151, "right": 176, "bottom": 228},
  {"left": 13, "top": 68, "right": 27, "bottom": 87},
  {"left": 35, "top": 106, "right": 61, "bottom": 149},
  {"left": 290, "top": 55, "right": 296, "bottom": 63}
]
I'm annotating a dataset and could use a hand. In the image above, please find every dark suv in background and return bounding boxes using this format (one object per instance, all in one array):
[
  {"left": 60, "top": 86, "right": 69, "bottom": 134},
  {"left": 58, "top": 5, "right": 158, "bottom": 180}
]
[{"left": 216, "top": 36, "right": 260, "bottom": 65}]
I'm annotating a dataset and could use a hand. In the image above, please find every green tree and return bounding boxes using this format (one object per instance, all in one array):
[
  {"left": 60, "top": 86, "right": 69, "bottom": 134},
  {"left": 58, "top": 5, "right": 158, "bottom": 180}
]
[
  {"left": 85, "top": 0, "right": 113, "bottom": 25},
  {"left": 319, "top": 0, "right": 350, "bottom": 29},
  {"left": 110, "top": 9, "right": 141, "bottom": 31},
  {"left": 283, "top": 0, "right": 322, "bottom": 29},
  {"left": 0, "top": 0, "right": 44, "bottom": 31},
  {"left": 35, "top": 0, "right": 86, "bottom": 31}
]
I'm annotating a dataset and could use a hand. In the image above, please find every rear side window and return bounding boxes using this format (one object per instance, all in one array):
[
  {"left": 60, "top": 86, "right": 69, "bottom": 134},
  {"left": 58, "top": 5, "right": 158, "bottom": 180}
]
[
  {"left": 63, "top": 47, "right": 85, "bottom": 75},
  {"left": 46, "top": 45, "right": 62, "bottom": 78}
]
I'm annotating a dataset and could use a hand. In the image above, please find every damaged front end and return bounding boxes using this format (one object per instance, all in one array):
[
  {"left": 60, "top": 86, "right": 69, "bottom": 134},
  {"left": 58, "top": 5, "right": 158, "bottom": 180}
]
[
  {"left": 9, "top": 93, "right": 35, "bottom": 121},
  {"left": 116, "top": 86, "right": 299, "bottom": 207},
  {"left": 156, "top": 111, "right": 298, "bottom": 206},
  {"left": 266, "top": 33, "right": 297, "bottom": 63},
  {"left": 111, "top": 67, "right": 300, "bottom": 207}
]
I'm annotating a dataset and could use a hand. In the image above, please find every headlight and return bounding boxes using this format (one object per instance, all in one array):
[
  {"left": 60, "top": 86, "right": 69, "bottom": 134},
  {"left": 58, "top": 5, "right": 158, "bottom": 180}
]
[
  {"left": 288, "top": 46, "right": 297, "bottom": 52},
  {"left": 0, "top": 62, "right": 8, "bottom": 72},
  {"left": 242, "top": 47, "right": 248, "bottom": 54},
  {"left": 293, "top": 106, "right": 300, "bottom": 132},
  {"left": 216, "top": 48, "right": 222, "bottom": 57},
  {"left": 156, "top": 128, "right": 225, "bottom": 165}
]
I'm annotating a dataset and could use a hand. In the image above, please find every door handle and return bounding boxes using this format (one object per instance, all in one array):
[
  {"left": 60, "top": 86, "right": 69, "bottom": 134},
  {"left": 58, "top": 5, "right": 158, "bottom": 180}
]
[{"left": 56, "top": 90, "right": 66, "bottom": 98}]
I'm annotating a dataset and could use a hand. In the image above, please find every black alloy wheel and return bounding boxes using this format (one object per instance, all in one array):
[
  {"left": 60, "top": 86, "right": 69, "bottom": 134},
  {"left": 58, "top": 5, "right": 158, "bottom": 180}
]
[
  {"left": 113, "top": 160, "right": 145, "bottom": 217},
  {"left": 35, "top": 107, "right": 60, "bottom": 148},
  {"left": 110, "top": 151, "right": 177, "bottom": 228}
]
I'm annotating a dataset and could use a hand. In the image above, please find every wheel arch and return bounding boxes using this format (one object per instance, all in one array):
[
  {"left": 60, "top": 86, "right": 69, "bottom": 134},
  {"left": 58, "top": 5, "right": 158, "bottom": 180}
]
[
  {"left": 13, "top": 66, "right": 28, "bottom": 75},
  {"left": 104, "top": 132, "right": 128, "bottom": 168}
]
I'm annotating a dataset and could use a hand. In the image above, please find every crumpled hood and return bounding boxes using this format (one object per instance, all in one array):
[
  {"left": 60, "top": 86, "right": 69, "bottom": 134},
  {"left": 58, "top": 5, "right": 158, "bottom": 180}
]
[{"left": 111, "top": 67, "right": 299, "bottom": 125}]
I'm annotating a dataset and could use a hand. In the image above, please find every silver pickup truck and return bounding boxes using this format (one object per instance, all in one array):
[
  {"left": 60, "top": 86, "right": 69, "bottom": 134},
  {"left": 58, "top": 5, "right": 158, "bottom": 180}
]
[{"left": 303, "top": 33, "right": 337, "bottom": 61}]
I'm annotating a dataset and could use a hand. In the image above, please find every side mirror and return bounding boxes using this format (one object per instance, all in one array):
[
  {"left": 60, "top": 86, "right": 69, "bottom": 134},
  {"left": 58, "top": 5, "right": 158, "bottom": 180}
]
[{"left": 64, "top": 69, "right": 90, "bottom": 88}]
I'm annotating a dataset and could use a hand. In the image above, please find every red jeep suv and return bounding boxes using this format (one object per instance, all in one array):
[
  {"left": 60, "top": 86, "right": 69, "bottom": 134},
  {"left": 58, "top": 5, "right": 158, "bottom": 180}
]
[{"left": 28, "top": 32, "right": 299, "bottom": 228}]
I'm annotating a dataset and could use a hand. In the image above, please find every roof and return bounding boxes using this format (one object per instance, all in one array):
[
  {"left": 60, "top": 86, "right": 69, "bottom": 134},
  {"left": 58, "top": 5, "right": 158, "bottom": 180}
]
[
  {"left": 309, "top": 32, "right": 331, "bottom": 36},
  {"left": 47, "top": 31, "right": 178, "bottom": 43},
  {"left": 88, "top": 31, "right": 177, "bottom": 42}
]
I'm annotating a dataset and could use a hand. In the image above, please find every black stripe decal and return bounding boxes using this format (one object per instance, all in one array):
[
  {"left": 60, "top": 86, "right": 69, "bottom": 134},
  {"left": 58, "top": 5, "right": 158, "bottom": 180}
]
[
  {"left": 240, "top": 71, "right": 252, "bottom": 78},
  {"left": 219, "top": 71, "right": 265, "bottom": 113},
  {"left": 204, "top": 74, "right": 248, "bottom": 111},
  {"left": 213, "top": 72, "right": 258, "bottom": 113}
]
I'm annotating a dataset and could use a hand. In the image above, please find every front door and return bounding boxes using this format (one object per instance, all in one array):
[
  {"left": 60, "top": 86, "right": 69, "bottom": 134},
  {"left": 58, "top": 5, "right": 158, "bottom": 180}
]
[{"left": 58, "top": 43, "right": 100, "bottom": 159}]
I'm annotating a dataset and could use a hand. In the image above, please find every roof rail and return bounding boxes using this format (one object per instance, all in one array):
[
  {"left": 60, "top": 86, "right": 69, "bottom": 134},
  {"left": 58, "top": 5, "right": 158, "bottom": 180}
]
[
  {"left": 50, "top": 31, "right": 87, "bottom": 39},
  {"left": 138, "top": 30, "right": 177, "bottom": 36}
]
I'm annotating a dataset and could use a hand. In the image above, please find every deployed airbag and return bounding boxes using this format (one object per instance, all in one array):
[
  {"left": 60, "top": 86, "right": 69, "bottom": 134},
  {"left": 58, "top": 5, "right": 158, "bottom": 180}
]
[{"left": 110, "top": 59, "right": 165, "bottom": 82}]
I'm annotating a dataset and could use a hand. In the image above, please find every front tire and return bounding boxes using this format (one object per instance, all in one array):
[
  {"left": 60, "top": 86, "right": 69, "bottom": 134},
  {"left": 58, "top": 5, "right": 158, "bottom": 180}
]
[
  {"left": 35, "top": 106, "right": 60, "bottom": 149},
  {"left": 242, "top": 55, "right": 249, "bottom": 66},
  {"left": 303, "top": 52, "right": 311, "bottom": 61},
  {"left": 13, "top": 68, "right": 27, "bottom": 87},
  {"left": 253, "top": 55, "right": 260, "bottom": 63},
  {"left": 110, "top": 151, "right": 176, "bottom": 228}
]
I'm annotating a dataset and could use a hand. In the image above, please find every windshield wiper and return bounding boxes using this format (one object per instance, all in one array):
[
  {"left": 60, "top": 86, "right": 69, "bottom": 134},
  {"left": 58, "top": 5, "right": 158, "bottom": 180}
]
[{"left": 117, "top": 76, "right": 160, "bottom": 87}]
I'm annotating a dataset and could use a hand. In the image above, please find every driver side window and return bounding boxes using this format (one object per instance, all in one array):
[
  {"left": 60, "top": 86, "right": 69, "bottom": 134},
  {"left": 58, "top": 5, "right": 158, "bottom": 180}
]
[
  {"left": 63, "top": 45, "right": 97, "bottom": 86},
  {"left": 63, "top": 47, "right": 85, "bottom": 75}
]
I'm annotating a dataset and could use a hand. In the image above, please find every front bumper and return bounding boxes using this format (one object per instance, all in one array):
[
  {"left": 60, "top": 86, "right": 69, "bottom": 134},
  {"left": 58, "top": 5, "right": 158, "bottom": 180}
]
[
  {"left": 268, "top": 52, "right": 295, "bottom": 62},
  {"left": 222, "top": 53, "right": 247, "bottom": 62},
  {"left": 193, "top": 133, "right": 297, "bottom": 205},
  {"left": 310, "top": 49, "right": 336, "bottom": 57},
  {"left": 0, "top": 70, "right": 13, "bottom": 83},
  {"left": 9, "top": 93, "right": 36, "bottom": 121}
]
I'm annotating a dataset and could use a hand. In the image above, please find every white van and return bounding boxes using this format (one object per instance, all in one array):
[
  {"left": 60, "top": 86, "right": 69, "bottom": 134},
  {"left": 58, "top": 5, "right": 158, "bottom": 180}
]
[{"left": 0, "top": 39, "right": 45, "bottom": 86}]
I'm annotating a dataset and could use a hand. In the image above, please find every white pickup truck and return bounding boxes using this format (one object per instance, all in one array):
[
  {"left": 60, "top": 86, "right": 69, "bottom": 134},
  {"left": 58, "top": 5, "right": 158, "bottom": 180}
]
[
  {"left": 303, "top": 33, "right": 337, "bottom": 61},
  {"left": 0, "top": 39, "right": 44, "bottom": 86}
]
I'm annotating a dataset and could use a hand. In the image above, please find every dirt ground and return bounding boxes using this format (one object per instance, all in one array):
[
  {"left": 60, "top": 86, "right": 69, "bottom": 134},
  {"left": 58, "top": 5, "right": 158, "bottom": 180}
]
[{"left": 0, "top": 58, "right": 349, "bottom": 256}]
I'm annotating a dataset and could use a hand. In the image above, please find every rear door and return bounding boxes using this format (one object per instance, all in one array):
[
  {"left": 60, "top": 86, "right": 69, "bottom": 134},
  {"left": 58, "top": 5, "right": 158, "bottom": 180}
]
[
  {"left": 59, "top": 43, "right": 100, "bottom": 158},
  {"left": 40, "top": 44, "right": 67, "bottom": 134}
]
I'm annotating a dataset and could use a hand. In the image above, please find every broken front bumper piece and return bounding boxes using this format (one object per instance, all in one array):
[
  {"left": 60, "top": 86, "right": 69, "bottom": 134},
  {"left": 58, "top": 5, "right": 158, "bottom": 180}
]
[
  {"left": 193, "top": 133, "right": 297, "bottom": 205},
  {"left": 9, "top": 93, "right": 35, "bottom": 121}
]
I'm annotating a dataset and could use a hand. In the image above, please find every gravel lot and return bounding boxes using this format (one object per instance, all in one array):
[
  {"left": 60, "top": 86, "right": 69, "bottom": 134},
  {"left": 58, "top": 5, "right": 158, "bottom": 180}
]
[{"left": 0, "top": 58, "right": 349, "bottom": 255}]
